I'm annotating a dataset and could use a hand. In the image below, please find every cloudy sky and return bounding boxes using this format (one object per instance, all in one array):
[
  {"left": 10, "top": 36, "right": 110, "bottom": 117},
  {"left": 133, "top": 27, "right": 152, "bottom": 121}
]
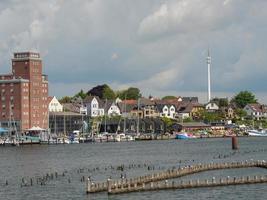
[{"left": 0, "top": 0, "right": 266, "bottom": 103}]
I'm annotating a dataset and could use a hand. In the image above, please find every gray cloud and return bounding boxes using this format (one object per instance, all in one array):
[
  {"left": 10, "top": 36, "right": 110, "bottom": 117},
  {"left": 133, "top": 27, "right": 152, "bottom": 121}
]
[{"left": 0, "top": 0, "right": 266, "bottom": 103}]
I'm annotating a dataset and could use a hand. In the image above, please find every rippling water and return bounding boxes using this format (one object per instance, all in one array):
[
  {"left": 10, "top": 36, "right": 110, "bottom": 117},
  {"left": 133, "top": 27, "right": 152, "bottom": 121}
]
[{"left": 0, "top": 137, "right": 266, "bottom": 200}]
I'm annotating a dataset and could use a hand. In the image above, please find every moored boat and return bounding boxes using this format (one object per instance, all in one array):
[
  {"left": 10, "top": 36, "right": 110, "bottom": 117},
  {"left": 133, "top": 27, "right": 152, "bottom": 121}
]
[
  {"left": 247, "top": 129, "right": 267, "bottom": 137},
  {"left": 175, "top": 132, "right": 196, "bottom": 139}
]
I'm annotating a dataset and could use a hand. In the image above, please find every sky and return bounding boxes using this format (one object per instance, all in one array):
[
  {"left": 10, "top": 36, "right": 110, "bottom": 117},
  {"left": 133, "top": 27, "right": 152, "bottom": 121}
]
[{"left": 0, "top": 0, "right": 266, "bottom": 103}]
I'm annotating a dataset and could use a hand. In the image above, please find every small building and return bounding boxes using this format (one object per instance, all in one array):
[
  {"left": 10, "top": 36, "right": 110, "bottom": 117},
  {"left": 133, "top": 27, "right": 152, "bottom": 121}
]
[
  {"left": 177, "top": 102, "right": 204, "bottom": 119},
  {"left": 244, "top": 103, "right": 267, "bottom": 120},
  {"left": 173, "top": 122, "right": 211, "bottom": 132},
  {"left": 49, "top": 112, "right": 89, "bottom": 135},
  {"left": 205, "top": 102, "right": 219, "bottom": 112},
  {"left": 48, "top": 96, "right": 63, "bottom": 112},
  {"left": 84, "top": 96, "right": 104, "bottom": 117},
  {"left": 156, "top": 104, "right": 176, "bottom": 119},
  {"left": 106, "top": 101, "right": 121, "bottom": 116}
]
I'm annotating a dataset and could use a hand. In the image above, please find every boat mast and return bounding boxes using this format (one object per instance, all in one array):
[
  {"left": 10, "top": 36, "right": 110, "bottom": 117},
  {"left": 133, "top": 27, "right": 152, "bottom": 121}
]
[
  {"left": 137, "top": 98, "right": 140, "bottom": 135},
  {"left": 63, "top": 107, "right": 66, "bottom": 136},
  {"left": 104, "top": 99, "right": 107, "bottom": 133},
  {"left": 123, "top": 95, "right": 126, "bottom": 134}
]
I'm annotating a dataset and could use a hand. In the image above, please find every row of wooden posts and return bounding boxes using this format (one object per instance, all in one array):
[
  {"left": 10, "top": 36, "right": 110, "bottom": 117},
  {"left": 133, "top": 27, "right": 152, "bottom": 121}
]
[{"left": 86, "top": 160, "right": 267, "bottom": 195}]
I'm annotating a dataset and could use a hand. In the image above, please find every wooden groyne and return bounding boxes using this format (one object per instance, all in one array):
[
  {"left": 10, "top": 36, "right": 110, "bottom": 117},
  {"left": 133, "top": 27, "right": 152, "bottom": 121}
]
[
  {"left": 86, "top": 160, "right": 267, "bottom": 194},
  {"left": 108, "top": 175, "right": 267, "bottom": 194}
]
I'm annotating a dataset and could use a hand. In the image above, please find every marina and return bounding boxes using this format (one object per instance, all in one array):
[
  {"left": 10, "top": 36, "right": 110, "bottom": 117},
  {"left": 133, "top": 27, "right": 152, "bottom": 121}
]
[{"left": 0, "top": 137, "right": 267, "bottom": 200}]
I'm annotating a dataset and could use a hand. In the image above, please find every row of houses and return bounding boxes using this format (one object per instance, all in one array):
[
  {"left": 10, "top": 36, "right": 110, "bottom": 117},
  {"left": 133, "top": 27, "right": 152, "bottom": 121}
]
[
  {"left": 48, "top": 96, "right": 267, "bottom": 121},
  {"left": 47, "top": 96, "right": 224, "bottom": 119}
]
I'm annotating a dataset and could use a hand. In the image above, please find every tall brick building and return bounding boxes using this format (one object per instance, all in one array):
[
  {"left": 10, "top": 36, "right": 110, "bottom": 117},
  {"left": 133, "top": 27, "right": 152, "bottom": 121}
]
[{"left": 0, "top": 52, "right": 48, "bottom": 131}]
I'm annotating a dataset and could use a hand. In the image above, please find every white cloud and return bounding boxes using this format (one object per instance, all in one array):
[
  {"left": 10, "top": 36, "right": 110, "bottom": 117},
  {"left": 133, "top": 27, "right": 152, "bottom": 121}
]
[{"left": 0, "top": 0, "right": 266, "bottom": 104}]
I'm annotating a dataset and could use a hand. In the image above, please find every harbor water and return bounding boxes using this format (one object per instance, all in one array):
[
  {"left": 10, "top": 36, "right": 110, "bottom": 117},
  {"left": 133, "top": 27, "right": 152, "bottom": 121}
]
[{"left": 0, "top": 137, "right": 267, "bottom": 200}]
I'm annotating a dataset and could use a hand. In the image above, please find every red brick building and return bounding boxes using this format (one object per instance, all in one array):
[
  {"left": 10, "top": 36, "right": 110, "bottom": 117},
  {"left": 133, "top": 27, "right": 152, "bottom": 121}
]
[{"left": 0, "top": 52, "right": 48, "bottom": 131}]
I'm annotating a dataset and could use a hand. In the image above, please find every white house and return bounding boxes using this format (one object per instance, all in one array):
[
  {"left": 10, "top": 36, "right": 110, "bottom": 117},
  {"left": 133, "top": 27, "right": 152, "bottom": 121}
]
[
  {"left": 107, "top": 102, "right": 121, "bottom": 116},
  {"left": 244, "top": 103, "right": 267, "bottom": 120},
  {"left": 84, "top": 96, "right": 104, "bottom": 117},
  {"left": 205, "top": 102, "right": 219, "bottom": 112},
  {"left": 157, "top": 104, "right": 176, "bottom": 119},
  {"left": 80, "top": 105, "right": 87, "bottom": 115},
  {"left": 48, "top": 96, "right": 63, "bottom": 112}
]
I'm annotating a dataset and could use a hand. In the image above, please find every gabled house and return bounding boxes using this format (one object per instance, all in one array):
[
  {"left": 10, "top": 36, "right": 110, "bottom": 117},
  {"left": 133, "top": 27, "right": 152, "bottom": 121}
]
[
  {"left": 156, "top": 104, "right": 176, "bottom": 119},
  {"left": 129, "top": 98, "right": 159, "bottom": 118},
  {"left": 177, "top": 102, "right": 204, "bottom": 119},
  {"left": 244, "top": 103, "right": 267, "bottom": 120},
  {"left": 205, "top": 102, "right": 219, "bottom": 112},
  {"left": 83, "top": 96, "right": 104, "bottom": 117},
  {"left": 106, "top": 101, "right": 121, "bottom": 116},
  {"left": 220, "top": 106, "right": 234, "bottom": 119},
  {"left": 48, "top": 96, "right": 63, "bottom": 112}
]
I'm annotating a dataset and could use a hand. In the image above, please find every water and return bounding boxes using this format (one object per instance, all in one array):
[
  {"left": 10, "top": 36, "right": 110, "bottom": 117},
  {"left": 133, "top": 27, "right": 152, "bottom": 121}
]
[{"left": 0, "top": 137, "right": 267, "bottom": 200}]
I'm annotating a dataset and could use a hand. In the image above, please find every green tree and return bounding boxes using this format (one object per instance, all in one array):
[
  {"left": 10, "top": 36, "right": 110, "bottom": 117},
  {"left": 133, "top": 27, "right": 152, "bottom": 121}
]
[
  {"left": 103, "top": 85, "right": 116, "bottom": 100},
  {"left": 59, "top": 96, "right": 72, "bottom": 103},
  {"left": 231, "top": 91, "right": 257, "bottom": 108},
  {"left": 183, "top": 117, "right": 194, "bottom": 123},
  {"left": 74, "top": 89, "right": 87, "bottom": 99},
  {"left": 162, "top": 96, "right": 177, "bottom": 100},
  {"left": 212, "top": 97, "right": 229, "bottom": 107},
  {"left": 235, "top": 108, "right": 247, "bottom": 120},
  {"left": 162, "top": 117, "right": 175, "bottom": 132},
  {"left": 199, "top": 110, "right": 223, "bottom": 122},
  {"left": 87, "top": 84, "right": 115, "bottom": 100},
  {"left": 117, "top": 87, "right": 142, "bottom": 100}
]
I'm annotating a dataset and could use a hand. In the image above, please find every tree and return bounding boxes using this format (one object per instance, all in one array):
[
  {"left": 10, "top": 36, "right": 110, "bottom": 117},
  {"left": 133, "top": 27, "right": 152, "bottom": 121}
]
[
  {"left": 212, "top": 97, "right": 229, "bottom": 107},
  {"left": 199, "top": 110, "right": 223, "bottom": 122},
  {"left": 59, "top": 96, "right": 72, "bottom": 103},
  {"left": 162, "top": 96, "right": 177, "bottom": 100},
  {"left": 74, "top": 89, "right": 87, "bottom": 99},
  {"left": 117, "top": 87, "right": 142, "bottom": 100},
  {"left": 87, "top": 84, "right": 115, "bottom": 99},
  {"left": 232, "top": 91, "right": 257, "bottom": 108},
  {"left": 235, "top": 108, "right": 247, "bottom": 120},
  {"left": 103, "top": 85, "right": 116, "bottom": 100}
]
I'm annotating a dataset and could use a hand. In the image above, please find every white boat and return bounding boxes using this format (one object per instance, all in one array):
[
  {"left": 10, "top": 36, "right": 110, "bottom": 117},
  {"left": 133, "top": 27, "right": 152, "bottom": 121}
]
[
  {"left": 247, "top": 129, "right": 267, "bottom": 136},
  {"left": 94, "top": 132, "right": 114, "bottom": 142},
  {"left": 125, "top": 134, "right": 135, "bottom": 141},
  {"left": 115, "top": 133, "right": 126, "bottom": 142}
]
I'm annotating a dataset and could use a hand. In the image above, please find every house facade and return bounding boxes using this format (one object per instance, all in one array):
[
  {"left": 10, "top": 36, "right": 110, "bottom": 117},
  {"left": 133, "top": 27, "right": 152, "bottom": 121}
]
[
  {"left": 84, "top": 96, "right": 104, "bottom": 117},
  {"left": 244, "top": 103, "right": 267, "bottom": 120},
  {"left": 205, "top": 102, "right": 219, "bottom": 112},
  {"left": 157, "top": 104, "right": 176, "bottom": 119},
  {"left": 48, "top": 96, "right": 63, "bottom": 112},
  {"left": 107, "top": 101, "right": 121, "bottom": 116}
]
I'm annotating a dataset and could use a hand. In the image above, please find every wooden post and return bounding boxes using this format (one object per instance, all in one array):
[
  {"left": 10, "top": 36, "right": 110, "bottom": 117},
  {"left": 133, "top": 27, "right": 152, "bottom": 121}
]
[
  {"left": 232, "top": 136, "right": 238, "bottom": 150},
  {"left": 107, "top": 178, "right": 112, "bottom": 193}
]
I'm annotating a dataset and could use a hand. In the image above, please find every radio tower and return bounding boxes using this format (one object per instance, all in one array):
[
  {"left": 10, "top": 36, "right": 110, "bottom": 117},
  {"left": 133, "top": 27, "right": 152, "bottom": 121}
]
[{"left": 207, "top": 49, "right": 211, "bottom": 102}]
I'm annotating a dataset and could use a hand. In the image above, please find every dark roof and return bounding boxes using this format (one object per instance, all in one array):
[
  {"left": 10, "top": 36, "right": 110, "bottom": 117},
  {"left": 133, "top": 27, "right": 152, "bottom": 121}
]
[
  {"left": 139, "top": 97, "right": 155, "bottom": 106},
  {"left": 155, "top": 104, "right": 176, "bottom": 112},
  {"left": 182, "top": 97, "right": 198, "bottom": 103},
  {"left": 63, "top": 103, "right": 81, "bottom": 113},
  {"left": 177, "top": 122, "right": 210, "bottom": 128}
]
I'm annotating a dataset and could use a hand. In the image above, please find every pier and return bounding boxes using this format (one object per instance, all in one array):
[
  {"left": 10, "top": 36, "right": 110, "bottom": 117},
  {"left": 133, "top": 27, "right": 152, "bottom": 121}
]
[{"left": 86, "top": 160, "right": 267, "bottom": 195}]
